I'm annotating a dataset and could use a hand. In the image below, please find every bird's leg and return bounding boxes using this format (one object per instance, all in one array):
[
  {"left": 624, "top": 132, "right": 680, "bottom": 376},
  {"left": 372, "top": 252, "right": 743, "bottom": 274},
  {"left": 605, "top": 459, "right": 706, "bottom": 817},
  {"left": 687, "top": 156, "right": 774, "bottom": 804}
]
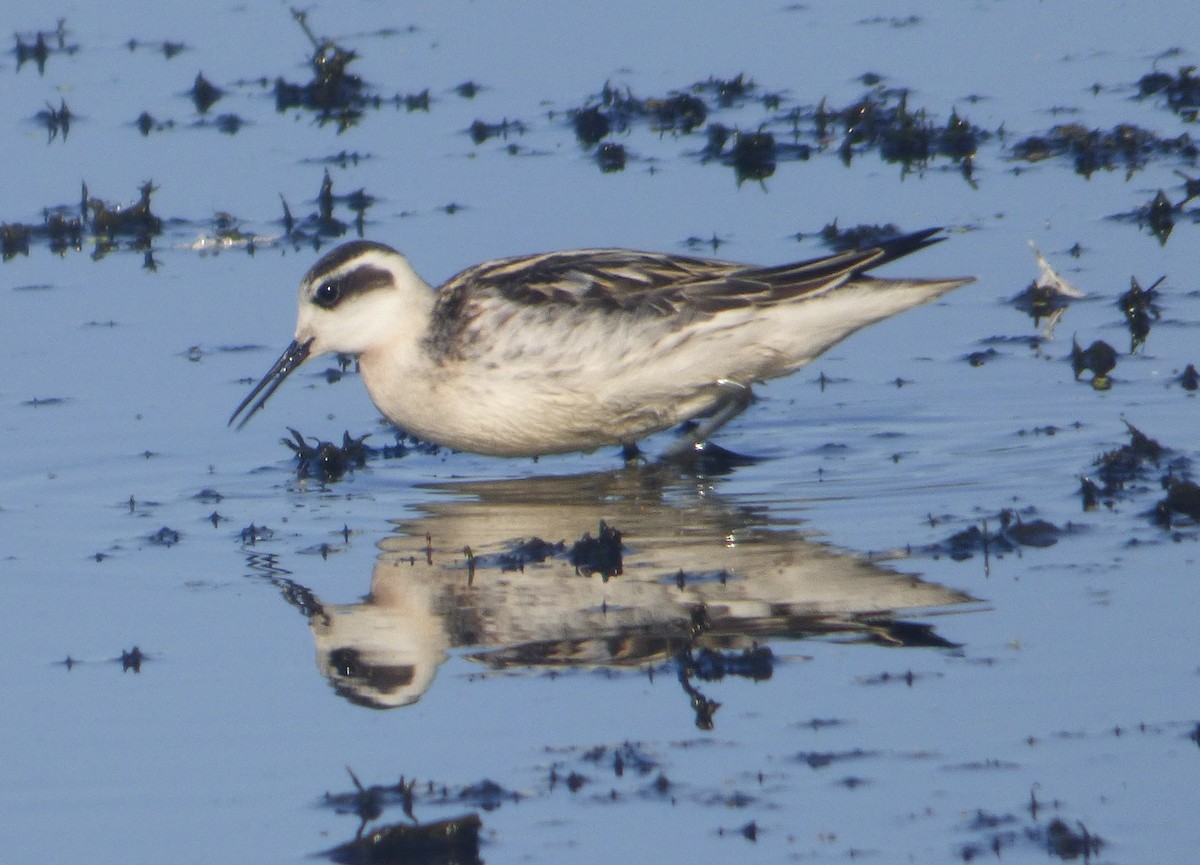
[
  {"left": 662, "top": 379, "right": 754, "bottom": 458},
  {"left": 620, "top": 441, "right": 643, "bottom": 463}
]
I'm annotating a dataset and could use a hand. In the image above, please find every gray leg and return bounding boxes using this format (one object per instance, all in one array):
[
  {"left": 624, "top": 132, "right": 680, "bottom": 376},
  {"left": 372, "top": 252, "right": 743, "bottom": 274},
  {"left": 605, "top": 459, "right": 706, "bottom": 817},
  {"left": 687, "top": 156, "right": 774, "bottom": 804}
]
[{"left": 661, "top": 380, "right": 754, "bottom": 458}]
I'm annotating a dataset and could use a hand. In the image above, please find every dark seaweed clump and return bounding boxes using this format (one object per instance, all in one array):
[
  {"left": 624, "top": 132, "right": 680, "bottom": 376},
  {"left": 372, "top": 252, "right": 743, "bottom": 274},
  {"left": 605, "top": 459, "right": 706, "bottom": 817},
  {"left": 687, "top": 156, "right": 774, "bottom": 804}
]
[
  {"left": 279, "top": 424, "right": 436, "bottom": 481},
  {"left": 497, "top": 537, "right": 567, "bottom": 572},
  {"left": 926, "top": 508, "right": 1066, "bottom": 562},
  {"left": 13, "top": 20, "right": 78, "bottom": 75},
  {"left": 278, "top": 169, "right": 376, "bottom": 246},
  {"left": 1070, "top": 339, "right": 1118, "bottom": 390},
  {"left": 1010, "top": 122, "right": 1196, "bottom": 179},
  {"left": 272, "top": 8, "right": 428, "bottom": 132},
  {"left": 569, "top": 520, "right": 624, "bottom": 581},
  {"left": 1085, "top": 421, "right": 1169, "bottom": 502},
  {"left": 8, "top": 19, "right": 1200, "bottom": 265},
  {"left": 1078, "top": 421, "right": 1198, "bottom": 530},
  {"left": 2, "top": 181, "right": 165, "bottom": 263},
  {"left": 324, "top": 811, "right": 481, "bottom": 864},
  {"left": 283, "top": 428, "right": 371, "bottom": 482},
  {"left": 1117, "top": 275, "right": 1163, "bottom": 353},
  {"left": 553, "top": 76, "right": 986, "bottom": 185},
  {"left": 959, "top": 809, "right": 1103, "bottom": 862},
  {"left": 1137, "top": 65, "right": 1200, "bottom": 121},
  {"left": 811, "top": 220, "right": 904, "bottom": 251}
]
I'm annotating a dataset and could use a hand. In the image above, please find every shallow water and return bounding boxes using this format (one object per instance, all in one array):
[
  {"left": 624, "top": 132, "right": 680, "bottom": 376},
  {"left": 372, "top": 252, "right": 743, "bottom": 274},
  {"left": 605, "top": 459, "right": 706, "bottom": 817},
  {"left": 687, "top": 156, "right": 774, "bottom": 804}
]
[{"left": 3, "top": 2, "right": 1200, "bottom": 862}]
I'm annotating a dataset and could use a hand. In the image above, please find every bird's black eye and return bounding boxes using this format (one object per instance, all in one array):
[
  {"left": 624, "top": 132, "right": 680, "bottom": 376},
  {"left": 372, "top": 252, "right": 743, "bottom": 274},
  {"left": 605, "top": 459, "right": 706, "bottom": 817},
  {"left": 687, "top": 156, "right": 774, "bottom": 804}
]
[{"left": 313, "top": 281, "right": 341, "bottom": 309}]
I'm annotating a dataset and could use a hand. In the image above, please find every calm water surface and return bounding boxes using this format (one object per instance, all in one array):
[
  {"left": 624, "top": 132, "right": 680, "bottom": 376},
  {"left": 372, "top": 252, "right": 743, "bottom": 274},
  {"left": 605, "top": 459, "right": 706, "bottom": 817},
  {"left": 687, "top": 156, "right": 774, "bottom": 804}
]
[{"left": 2, "top": 2, "right": 1199, "bottom": 862}]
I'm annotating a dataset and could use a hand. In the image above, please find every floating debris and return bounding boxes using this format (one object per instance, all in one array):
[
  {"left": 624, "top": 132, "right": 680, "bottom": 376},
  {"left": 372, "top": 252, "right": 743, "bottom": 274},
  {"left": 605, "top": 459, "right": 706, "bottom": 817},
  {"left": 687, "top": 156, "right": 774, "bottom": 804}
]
[
  {"left": 1011, "top": 122, "right": 1191, "bottom": 179},
  {"left": 645, "top": 91, "right": 708, "bottom": 133},
  {"left": 716, "top": 820, "right": 759, "bottom": 842},
  {"left": 282, "top": 428, "right": 370, "bottom": 482},
  {"left": 1143, "top": 189, "right": 1175, "bottom": 244},
  {"left": 996, "top": 510, "right": 1061, "bottom": 548},
  {"left": 1027, "top": 242, "right": 1084, "bottom": 297},
  {"left": 1085, "top": 420, "right": 1180, "bottom": 507},
  {"left": 965, "top": 348, "right": 999, "bottom": 367},
  {"left": 469, "top": 117, "right": 526, "bottom": 144},
  {"left": 1176, "top": 169, "right": 1200, "bottom": 206},
  {"left": 239, "top": 523, "right": 276, "bottom": 545},
  {"left": 728, "top": 129, "right": 776, "bottom": 184},
  {"left": 87, "top": 180, "right": 164, "bottom": 244},
  {"left": 795, "top": 748, "right": 873, "bottom": 769},
  {"left": 1, "top": 223, "right": 31, "bottom": 260},
  {"left": 580, "top": 742, "right": 659, "bottom": 778},
  {"left": 595, "top": 141, "right": 627, "bottom": 172},
  {"left": 1137, "top": 64, "right": 1200, "bottom": 120},
  {"left": 932, "top": 517, "right": 1013, "bottom": 561},
  {"left": 453, "top": 80, "right": 481, "bottom": 99},
  {"left": 959, "top": 806, "right": 1105, "bottom": 861},
  {"left": 694, "top": 73, "right": 755, "bottom": 109},
  {"left": 322, "top": 814, "right": 481, "bottom": 865},
  {"left": 125, "top": 38, "right": 187, "bottom": 59},
  {"left": 571, "top": 105, "right": 610, "bottom": 145},
  {"left": 187, "top": 211, "right": 277, "bottom": 253},
  {"left": 120, "top": 646, "right": 145, "bottom": 673},
  {"left": 189, "top": 72, "right": 223, "bottom": 114},
  {"left": 33, "top": 99, "right": 72, "bottom": 142},
  {"left": 683, "top": 232, "right": 727, "bottom": 253},
  {"left": 496, "top": 537, "right": 566, "bottom": 572},
  {"left": 812, "top": 221, "right": 904, "bottom": 252},
  {"left": 134, "top": 111, "right": 175, "bottom": 136},
  {"left": 147, "top": 526, "right": 182, "bottom": 547},
  {"left": 1154, "top": 479, "right": 1200, "bottom": 527},
  {"left": 454, "top": 779, "right": 521, "bottom": 811},
  {"left": 14, "top": 20, "right": 76, "bottom": 75},
  {"left": 209, "top": 113, "right": 247, "bottom": 135},
  {"left": 274, "top": 8, "right": 371, "bottom": 131},
  {"left": 1012, "top": 242, "right": 1086, "bottom": 327},
  {"left": 567, "top": 80, "right": 709, "bottom": 147},
  {"left": 927, "top": 509, "right": 1068, "bottom": 561},
  {"left": 1117, "top": 275, "right": 1163, "bottom": 353},
  {"left": 278, "top": 170, "right": 374, "bottom": 245},
  {"left": 687, "top": 645, "right": 773, "bottom": 682},
  {"left": 1045, "top": 818, "right": 1103, "bottom": 860},
  {"left": 569, "top": 521, "right": 623, "bottom": 581},
  {"left": 403, "top": 90, "right": 430, "bottom": 112},
  {"left": 675, "top": 646, "right": 722, "bottom": 729},
  {"left": 831, "top": 86, "right": 985, "bottom": 173},
  {"left": 1070, "top": 338, "right": 1117, "bottom": 389}
]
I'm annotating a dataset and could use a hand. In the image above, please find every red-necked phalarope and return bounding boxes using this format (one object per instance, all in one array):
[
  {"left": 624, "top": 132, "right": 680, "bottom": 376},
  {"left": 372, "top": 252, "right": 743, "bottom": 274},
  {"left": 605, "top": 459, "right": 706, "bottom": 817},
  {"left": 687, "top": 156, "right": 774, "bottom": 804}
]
[{"left": 230, "top": 228, "right": 973, "bottom": 457}]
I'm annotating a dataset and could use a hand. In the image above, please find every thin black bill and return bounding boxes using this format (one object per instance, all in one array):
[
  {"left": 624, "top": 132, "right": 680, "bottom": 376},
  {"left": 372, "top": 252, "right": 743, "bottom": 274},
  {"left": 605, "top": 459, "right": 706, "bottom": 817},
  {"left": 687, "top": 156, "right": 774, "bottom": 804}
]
[{"left": 228, "top": 338, "right": 313, "bottom": 429}]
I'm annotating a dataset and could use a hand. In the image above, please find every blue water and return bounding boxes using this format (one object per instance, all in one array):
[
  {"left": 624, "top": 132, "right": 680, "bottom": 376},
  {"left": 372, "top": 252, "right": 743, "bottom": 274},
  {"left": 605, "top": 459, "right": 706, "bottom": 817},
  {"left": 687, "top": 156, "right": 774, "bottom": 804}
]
[{"left": 3, "top": 2, "right": 1199, "bottom": 862}]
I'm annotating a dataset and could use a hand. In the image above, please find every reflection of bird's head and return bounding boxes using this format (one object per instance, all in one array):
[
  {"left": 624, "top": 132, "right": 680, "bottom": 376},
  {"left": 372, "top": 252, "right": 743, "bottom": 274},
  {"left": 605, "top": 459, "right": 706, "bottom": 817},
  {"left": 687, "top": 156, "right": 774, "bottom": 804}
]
[
  {"left": 298, "top": 466, "right": 977, "bottom": 712},
  {"left": 309, "top": 562, "right": 450, "bottom": 710}
]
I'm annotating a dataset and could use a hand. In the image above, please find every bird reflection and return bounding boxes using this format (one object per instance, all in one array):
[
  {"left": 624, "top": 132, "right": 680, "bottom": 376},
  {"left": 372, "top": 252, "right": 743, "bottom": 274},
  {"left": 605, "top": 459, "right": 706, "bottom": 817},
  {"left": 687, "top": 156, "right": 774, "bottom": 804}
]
[{"left": 253, "top": 465, "right": 977, "bottom": 722}]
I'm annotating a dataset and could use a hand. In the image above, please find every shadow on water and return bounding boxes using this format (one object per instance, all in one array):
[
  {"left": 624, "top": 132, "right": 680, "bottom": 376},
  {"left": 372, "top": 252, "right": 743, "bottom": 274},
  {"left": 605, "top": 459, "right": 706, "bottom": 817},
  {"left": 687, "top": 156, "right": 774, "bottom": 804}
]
[{"left": 248, "top": 466, "right": 979, "bottom": 718}]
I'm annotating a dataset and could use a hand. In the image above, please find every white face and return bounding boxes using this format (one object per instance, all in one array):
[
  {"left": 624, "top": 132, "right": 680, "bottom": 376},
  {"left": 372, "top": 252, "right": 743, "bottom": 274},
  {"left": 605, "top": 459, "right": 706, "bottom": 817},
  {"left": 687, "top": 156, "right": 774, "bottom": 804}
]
[
  {"left": 295, "top": 242, "right": 409, "bottom": 357},
  {"left": 229, "top": 241, "right": 426, "bottom": 429}
]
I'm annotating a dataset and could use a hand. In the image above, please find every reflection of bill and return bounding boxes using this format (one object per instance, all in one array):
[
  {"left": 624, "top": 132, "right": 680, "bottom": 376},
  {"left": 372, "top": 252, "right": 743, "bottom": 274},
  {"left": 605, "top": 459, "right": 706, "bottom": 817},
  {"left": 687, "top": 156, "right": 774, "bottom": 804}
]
[{"left": 273, "top": 467, "right": 977, "bottom": 713}]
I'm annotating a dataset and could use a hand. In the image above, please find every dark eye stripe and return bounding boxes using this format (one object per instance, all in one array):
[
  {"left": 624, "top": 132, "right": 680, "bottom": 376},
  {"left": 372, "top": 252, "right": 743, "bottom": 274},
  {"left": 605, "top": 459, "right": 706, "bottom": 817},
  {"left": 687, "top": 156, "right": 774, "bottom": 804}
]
[{"left": 311, "top": 265, "right": 393, "bottom": 309}]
